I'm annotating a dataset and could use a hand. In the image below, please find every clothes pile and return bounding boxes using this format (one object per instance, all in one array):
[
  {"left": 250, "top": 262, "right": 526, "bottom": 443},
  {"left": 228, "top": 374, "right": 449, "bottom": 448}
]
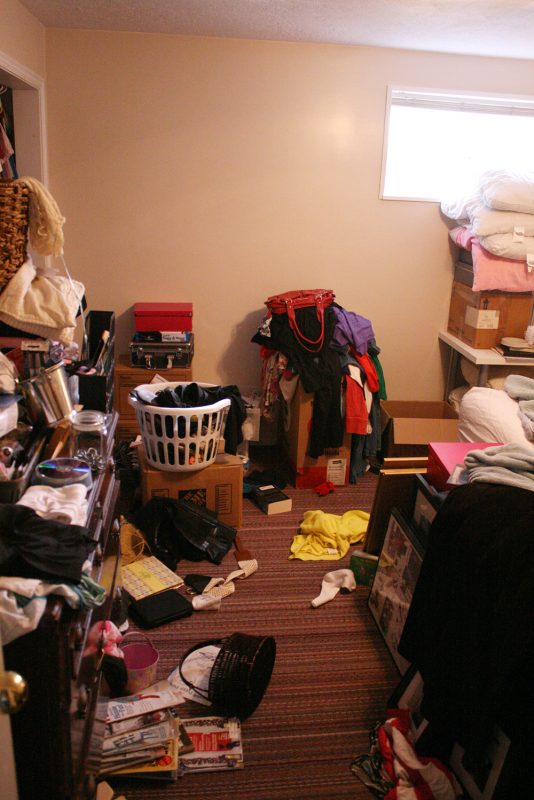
[
  {"left": 0, "top": 490, "right": 106, "bottom": 644},
  {"left": 351, "top": 710, "right": 461, "bottom": 799},
  {"left": 251, "top": 294, "right": 386, "bottom": 483},
  {"left": 441, "top": 169, "right": 534, "bottom": 293}
]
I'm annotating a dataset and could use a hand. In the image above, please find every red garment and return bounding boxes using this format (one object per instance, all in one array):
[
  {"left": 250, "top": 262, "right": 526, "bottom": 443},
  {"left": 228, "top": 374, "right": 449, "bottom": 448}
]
[
  {"left": 352, "top": 350, "right": 379, "bottom": 394},
  {"left": 345, "top": 375, "right": 368, "bottom": 435},
  {"left": 379, "top": 711, "right": 461, "bottom": 800}
]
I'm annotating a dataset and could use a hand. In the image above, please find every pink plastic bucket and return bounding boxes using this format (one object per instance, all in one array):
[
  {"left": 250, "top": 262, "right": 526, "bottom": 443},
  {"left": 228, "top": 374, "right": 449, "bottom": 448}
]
[{"left": 121, "top": 632, "right": 159, "bottom": 694}]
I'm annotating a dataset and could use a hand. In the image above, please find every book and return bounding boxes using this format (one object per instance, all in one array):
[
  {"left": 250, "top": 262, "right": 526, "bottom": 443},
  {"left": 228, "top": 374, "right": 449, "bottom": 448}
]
[
  {"left": 179, "top": 716, "right": 244, "bottom": 774},
  {"left": 349, "top": 550, "right": 379, "bottom": 586},
  {"left": 251, "top": 484, "right": 292, "bottom": 515},
  {"left": 492, "top": 344, "right": 534, "bottom": 358},
  {"left": 106, "top": 686, "right": 181, "bottom": 724},
  {"left": 120, "top": 555, "right": 184, "bottom": 601}
]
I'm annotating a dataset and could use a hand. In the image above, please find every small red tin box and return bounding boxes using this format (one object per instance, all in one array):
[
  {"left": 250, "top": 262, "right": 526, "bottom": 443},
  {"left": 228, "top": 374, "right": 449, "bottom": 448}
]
[
  {"left": 134, "top": 302, "right": 193, "bottom": 332},
  {"left": 427, "top": 440, "right": 501, "bottom": 492}
]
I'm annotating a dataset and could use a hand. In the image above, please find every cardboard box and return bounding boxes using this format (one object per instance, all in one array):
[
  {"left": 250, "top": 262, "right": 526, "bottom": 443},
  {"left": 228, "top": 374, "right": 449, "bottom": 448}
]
[
  {"left": 139, "top": 448, "right": 243, "bottom": 528},
  {"left": 134, "top": 302, "right": 193, "bottom": 332},
  {"left": 447, "top": 280, "right": 533, "bottom": 349},
  {"left": 282, "top": 381, "right": 351, "bottom": 488},
  {"left": 380, "top": 400, "right": 459, "bottom": 458},
  {"left": 427, "top": 440, "right": 501, "bottom": 492}
]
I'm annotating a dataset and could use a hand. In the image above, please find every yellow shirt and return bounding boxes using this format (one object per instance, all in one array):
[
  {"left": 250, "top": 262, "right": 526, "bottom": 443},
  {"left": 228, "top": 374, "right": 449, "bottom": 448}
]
[{"left": 289, "top": 509, "right": 369, "bottom": 560}]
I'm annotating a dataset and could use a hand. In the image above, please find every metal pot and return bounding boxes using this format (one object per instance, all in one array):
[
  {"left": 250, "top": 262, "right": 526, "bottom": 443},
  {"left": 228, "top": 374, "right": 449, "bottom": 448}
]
[{"left": 20, "top": 362, "right": 73, "bottom": 426}]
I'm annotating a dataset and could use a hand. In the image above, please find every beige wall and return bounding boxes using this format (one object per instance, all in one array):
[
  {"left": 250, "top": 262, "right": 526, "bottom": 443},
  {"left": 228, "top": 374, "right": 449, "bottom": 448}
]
[
  {"left": 0, "top": 0, "right": 44, "bottom": 77},
  {"left": 44, "top": 30, "right": 534, "bottom": 398}
]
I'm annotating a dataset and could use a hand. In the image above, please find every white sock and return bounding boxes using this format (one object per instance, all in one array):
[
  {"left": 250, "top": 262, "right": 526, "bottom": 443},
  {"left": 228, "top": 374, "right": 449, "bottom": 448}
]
[
  {"left": 311, "top": 568, "right": 356, "bottom": 608},
  {"left": 192, "top": 594, "right": 222, "bottom": 612}
]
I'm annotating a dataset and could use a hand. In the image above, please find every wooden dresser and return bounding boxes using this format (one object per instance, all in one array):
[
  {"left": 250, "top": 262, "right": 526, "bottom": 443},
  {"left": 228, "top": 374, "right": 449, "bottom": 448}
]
[
  {"left": 114, "top": 354, "right": 193, "bottom": 441},
  {"left": 3, "top": 413, "right": 121, "bottom": 800}
]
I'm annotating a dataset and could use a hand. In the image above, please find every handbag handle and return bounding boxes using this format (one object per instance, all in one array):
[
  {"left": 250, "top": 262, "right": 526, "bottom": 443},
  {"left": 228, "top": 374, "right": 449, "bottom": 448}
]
[
  {"left": 285, "top": 294, "right": 327, "bottom": 352},
  {"left": 178, "top": 638, "right": 222, "bottom": 699}
]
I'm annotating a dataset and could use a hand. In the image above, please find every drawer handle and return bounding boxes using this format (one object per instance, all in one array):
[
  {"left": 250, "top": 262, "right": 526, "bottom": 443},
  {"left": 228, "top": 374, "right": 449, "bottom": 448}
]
[{"left": 0, "top": 671, "right": 28, "bottom": 715}]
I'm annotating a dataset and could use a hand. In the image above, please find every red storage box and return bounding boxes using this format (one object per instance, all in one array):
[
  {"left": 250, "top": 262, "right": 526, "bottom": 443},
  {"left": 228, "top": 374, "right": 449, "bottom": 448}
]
[
  {"left": 427, "top": 441, "right": 501, "bottom": 492},
  {"left": 134, "top": 302, "right": 193, "bottom": 332}
]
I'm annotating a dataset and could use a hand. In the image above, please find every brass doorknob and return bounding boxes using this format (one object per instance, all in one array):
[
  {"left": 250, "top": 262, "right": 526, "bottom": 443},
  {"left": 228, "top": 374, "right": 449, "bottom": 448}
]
[{"left": 0, "top": 670, "right": 28, "bottom": 714}]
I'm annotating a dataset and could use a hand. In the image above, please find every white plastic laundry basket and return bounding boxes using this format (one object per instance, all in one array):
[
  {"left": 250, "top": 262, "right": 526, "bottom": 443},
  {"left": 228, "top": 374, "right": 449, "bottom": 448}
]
[{"left": 128, "top": 382, "right": 230, "bottom": 472}]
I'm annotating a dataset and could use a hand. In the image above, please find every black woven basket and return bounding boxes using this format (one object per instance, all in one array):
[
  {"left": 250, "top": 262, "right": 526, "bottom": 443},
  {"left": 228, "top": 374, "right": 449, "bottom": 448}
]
[{"left": 179, "top": 632, "right": 276, "bottom": 720}]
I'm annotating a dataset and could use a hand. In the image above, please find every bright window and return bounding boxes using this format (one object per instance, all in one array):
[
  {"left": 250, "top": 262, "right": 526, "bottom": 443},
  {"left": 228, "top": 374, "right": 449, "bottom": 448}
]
[{"left": 381, "top": 87, "right": 534, "bottom": 202}]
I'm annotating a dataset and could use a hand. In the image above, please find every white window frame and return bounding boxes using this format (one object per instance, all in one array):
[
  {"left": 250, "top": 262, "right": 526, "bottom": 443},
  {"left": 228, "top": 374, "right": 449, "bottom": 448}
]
[{"left": 380, "top": 85, "right": 534, "bottom": 203}]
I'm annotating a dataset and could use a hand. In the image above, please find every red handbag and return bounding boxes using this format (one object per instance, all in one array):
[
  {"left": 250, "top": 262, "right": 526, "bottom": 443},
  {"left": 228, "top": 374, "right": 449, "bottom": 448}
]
[{"left": 265, "top": 289, "right": 335, "bottom": 352}]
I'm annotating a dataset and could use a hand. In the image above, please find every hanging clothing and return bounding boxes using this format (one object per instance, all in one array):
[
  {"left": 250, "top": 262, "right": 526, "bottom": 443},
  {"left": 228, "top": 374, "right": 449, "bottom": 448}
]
[
  {"left": 252, "top": 305, "right": 343, "bottom": 457},
  {"left": 331, "top": 307, "right": 375, "bottom": 355}
]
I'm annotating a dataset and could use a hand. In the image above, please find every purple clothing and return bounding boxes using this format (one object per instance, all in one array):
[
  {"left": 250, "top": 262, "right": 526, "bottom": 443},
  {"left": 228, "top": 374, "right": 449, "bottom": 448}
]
[{"left": 331, "top": 307, "right": 375, "bottom": 355}]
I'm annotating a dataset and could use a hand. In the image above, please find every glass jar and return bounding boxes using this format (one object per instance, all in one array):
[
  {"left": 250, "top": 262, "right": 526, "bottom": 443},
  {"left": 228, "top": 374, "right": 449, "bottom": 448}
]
[{"left": 72, "top": 409, "right": 107, "bottom": 472}]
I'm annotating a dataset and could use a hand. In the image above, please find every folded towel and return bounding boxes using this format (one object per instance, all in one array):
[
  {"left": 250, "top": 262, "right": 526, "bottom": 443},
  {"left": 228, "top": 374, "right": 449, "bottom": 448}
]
[
  {"left": 464, "top": 443, "right": 534, "bottom": 492},
  {"left": 504, "top": 374, "right": 534, "bottom": 401}
]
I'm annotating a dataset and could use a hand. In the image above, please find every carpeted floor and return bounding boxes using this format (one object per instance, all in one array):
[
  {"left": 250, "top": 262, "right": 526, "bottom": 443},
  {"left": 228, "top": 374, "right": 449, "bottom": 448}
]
[{"left": 109, "top": 470, "right": 401, "bottom": 799}]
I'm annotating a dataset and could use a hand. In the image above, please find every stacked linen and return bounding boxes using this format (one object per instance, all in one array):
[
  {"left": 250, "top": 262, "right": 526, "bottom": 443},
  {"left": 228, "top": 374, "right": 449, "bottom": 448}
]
[{"left": 442, "top": 170, "right": 534, "bottom": 292}]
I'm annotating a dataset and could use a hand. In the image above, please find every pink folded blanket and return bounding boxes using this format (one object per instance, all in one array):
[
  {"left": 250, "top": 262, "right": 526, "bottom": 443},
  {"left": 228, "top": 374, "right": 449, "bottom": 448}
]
[{"left": 449, "top": 226, "right": 534, "bottom": 292}]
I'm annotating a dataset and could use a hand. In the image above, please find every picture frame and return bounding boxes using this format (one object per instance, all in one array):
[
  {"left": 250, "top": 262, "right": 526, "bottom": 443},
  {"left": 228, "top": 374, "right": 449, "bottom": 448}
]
[
  {"left": 363, "top": 465, "right": 424, "bottom": 555},
  {"left": 387, "top": 664, "right": 429, "bottom": 742},
  {"left": 450, "top": 726, "right": 511, "bottom": 800},
  {"left": 412, "top": 472, "right": 443, "bottom": 546},
  {"left": 368, "top": 507, "right": 424, "bottom": 674}
]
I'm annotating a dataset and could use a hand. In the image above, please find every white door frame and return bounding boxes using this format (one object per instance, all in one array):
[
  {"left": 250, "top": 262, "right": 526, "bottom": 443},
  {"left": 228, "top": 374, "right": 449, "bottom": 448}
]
[
  {"left": 0, "top": 47, "right": 48, "bottom": 800},
  {"left": 0, "top": 47, "right": 47, "bottom": 182}
]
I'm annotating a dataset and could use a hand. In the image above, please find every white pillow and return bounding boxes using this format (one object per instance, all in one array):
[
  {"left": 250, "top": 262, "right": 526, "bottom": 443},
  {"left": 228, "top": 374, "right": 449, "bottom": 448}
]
[
  {"left": 469, "top": 202, "right": 534, "bottom": 237},
  {"left": 478, "top": 232, "right": 534, "bottom": 261},
  {"left": 458, "top": 386, "right": 534, "bottom": 447},
  {"left": 480, "top": 170, "right": 534, "bottom": 215}
]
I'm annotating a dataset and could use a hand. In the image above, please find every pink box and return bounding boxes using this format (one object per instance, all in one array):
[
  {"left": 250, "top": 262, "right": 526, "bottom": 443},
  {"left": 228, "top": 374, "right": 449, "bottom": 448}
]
[
  {"left": 134, "top": 302, "right": 193, "bottom": 332},
  {"left": 427, "top": 441, "right": 501, "bottom": 492}
]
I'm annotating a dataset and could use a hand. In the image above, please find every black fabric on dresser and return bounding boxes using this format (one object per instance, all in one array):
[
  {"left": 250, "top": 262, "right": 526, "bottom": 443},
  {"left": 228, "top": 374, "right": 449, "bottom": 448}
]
[{"left": 399, "top": 482, "right": 534, "bottom": 774}]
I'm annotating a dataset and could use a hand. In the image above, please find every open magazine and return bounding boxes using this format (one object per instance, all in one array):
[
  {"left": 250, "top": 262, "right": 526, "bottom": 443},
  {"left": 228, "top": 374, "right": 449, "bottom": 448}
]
[{"left": 179, "top": 716, "right": 244, "bottom": 774}]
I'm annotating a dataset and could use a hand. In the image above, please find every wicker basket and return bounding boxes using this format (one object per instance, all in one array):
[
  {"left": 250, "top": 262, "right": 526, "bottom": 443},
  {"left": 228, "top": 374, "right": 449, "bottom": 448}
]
[
  {"left": 179, "top": 632, "right": 276, "bottom": 720},
  {"left": 0, "top": 179, "right": 30, "bottom": 293}
]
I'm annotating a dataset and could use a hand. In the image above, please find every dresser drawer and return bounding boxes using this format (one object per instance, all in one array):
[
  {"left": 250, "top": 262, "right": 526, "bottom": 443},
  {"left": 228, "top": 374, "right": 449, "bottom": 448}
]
[{"left": 115, "top": 355, "right": 193, "bottom": 422}]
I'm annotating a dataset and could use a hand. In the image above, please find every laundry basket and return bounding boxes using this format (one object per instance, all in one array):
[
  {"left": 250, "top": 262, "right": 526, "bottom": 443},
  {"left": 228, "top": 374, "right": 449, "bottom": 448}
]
[{"left": 128, "top": 382, "right": 230, "bottom": 472}]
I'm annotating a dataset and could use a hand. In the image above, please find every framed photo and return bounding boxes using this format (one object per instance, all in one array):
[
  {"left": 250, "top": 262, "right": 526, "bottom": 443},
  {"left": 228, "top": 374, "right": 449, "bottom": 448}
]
[
  {"left": 363, "top": 468, "right": 420, "bottom": 555},
  {"left": 387, "top": 664, "right": 428, "bottom": 742},
  {"left": 450, "top": 726, "right": 511, "bottom": 800},
  {"left": 368, "top": 507, "right": 424, "bottom": 674},
  {"left": 412, "top": 473, "right": 443, "bottom": 546}
]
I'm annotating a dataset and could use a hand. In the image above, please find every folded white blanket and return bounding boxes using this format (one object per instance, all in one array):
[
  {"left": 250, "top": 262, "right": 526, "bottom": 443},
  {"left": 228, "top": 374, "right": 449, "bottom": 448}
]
[
  {"left": 441, "top": 170, "right": 534, "bottom": 223},
  {"left": 0, "top": 259, "right": 85, "bottom": 344},
  {"left": 480, "top": 169, "right": 534, "bottom": 215}
]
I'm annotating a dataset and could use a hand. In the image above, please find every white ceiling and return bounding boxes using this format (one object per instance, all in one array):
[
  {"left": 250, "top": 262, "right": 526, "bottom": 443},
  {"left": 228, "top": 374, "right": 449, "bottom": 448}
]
[{"left": 17, "top": 0, "right": 534, "bottom": 61}]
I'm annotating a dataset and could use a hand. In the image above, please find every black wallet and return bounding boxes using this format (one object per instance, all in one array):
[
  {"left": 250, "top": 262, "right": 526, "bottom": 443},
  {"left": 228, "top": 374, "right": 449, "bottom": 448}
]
[{"left": 128, "top": 590, "right": 193, "bottom": 629}]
